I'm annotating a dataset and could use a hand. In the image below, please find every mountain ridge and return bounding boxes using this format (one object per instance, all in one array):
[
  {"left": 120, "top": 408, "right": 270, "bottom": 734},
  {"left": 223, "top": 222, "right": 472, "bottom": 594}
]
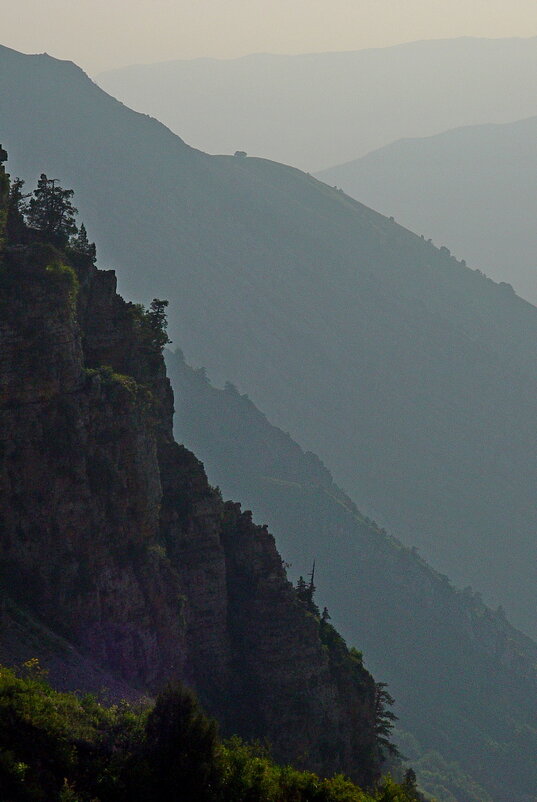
[
  {"left": 97, "top": 35, "right": 537, "bottom": 170},
  {"left": 98, "top": 34, "right": 537, "bottom": 71},
  {"left": 2, "top": 43, "right": 537, "bottom": 641},
  {"left": 317, "top": 113, "right": 537, "bottom": 304}
]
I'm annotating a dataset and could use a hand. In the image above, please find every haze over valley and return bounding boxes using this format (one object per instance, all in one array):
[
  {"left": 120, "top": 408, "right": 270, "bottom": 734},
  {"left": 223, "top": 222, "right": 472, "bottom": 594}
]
[{"left": 98, "top": 36, "right": 537, "bottom": 172}]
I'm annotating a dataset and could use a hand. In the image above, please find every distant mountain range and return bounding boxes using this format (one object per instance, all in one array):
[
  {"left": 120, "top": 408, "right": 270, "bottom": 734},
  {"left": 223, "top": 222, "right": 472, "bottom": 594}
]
[
  {"left": 2, "top": 43, "right": 537, "bottom": 643},
  {"left": 97, "top": 36, "right": 537, "bottom": 172},
  {"left": 317, "top": 114, "right": 537, "bottom": 305},
  {"left": 167, "top": 347, "right": 537, "bottom": 802}
]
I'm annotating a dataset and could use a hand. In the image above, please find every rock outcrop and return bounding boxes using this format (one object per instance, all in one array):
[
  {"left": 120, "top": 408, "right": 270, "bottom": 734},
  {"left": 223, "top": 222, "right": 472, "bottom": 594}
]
[{"left": 0, "top": 155, "right": 380, "bottom": 785}]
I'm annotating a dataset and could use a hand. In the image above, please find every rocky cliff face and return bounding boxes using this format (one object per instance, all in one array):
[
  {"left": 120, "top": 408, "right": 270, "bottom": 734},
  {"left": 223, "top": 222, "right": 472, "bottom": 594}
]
[{"left": 0, "top": 156, "right": 380, "bottom": 785}]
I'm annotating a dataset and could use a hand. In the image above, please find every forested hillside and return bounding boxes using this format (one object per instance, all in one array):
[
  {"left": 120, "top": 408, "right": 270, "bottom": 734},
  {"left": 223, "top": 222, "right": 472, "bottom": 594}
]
[{"left": 2, "top": 43, "right": 537, "bottom": 641}]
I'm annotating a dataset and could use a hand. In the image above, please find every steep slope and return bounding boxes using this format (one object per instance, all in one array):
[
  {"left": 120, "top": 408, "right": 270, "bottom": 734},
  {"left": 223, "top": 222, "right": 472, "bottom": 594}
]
[
  {"left": 166, "top": 348, "right": 537, "bottom": 802},
  {"left": 0, "top": 157, "right": 381, "bottom": 786},
  {"left": 97, "top": 36, "right": 537, "bottom": 171},
  {"left": 2, "top": 44, "right": 537, "bottom": 640},
  {"left": 317, "top": 114, "right": 537, "bottom": 304}
]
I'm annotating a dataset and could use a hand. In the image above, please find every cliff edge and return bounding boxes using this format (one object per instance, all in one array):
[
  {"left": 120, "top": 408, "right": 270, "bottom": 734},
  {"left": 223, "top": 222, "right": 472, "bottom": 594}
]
[{"left": 0, "top": 151, "right": 381, "bottom": 785}]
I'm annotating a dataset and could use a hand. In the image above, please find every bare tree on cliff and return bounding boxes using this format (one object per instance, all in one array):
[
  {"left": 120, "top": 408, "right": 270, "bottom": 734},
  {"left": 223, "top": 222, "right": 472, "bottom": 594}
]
[{"left": 295, "top": 561, "right": 320, "bottom": 616}]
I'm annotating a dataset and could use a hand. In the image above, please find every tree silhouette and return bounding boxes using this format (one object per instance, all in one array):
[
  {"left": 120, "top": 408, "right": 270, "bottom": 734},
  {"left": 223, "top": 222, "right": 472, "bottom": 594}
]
[
  {"left": 295, "top": 562, "right": 320, "bottom": 616},
  {"left": 144, "top": 682, "right": 221, "bottom": 802},
  {"left": 374, "top": 682, "right": 398, "bottom": 758},
  {"left": 70, "top": 223, "right": 96, "bottom": 264},
  {"left": 26, "top": 173, "right": 78, "bottom": 247},
  {"left": 146, "top": 298, "right": 172, "bottom": 350}
]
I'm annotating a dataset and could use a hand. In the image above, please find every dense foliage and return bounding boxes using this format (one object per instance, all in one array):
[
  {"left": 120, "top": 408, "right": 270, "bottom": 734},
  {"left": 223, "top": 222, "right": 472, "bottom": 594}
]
[{"left": 0, "top": 664, "right": 423, "bottom": 802}]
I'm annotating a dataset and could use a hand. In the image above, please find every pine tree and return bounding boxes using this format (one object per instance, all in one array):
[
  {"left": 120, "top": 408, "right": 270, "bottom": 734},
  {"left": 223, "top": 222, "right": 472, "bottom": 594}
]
[
  {"left": 26, "top": 174, "right": 78, "bottom": 247},
  {"left": 146, "top": 298, "right": 172, "bottom": 350},
  {"left": 374, "top": 682, "right": 398, "bottom": 757},
  {"left": 70, "top": 223, "right": 96, "bottom": 264},
  {"left": 403, "top": 767, "right": 417, "bottom": 790}
]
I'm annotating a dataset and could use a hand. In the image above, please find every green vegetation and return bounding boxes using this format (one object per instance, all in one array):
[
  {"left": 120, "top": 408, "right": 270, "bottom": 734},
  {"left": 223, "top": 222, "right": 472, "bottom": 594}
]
[
  {"left": 44, "top": 261, "right": 80, "bottom": 309},
  {"left": 0, "top": 150, "right": 169, "bottom": 435},
  {"left": 0, "top": 664, "right": 422, "bottom": 802},
  {"left": 0, "top": 158, "right": 94, "bottom": 341},
  {"left": 129, "top": 298, "right": 172, "bottom": 353},
  {"left": 0, "top": 152, "right": 97, "bottom": 267},
  {"left": 0, "top": 152, "right": 166, "bottom": 372},
  {"left": 25, "top": 173, "right": 78, "bottom": 248},
  {"left": 83, "top": 365, "right": 154, "bottom": 410},
  {"left": 398, "top": 742, "right": 494, "bottom": 802},
  {"left": 68, "top": 224, "right": 96, "bottom": 264}
]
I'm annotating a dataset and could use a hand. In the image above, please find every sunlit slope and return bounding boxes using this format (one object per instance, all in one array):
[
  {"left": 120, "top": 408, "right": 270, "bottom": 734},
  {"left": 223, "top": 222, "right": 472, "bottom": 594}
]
[
  {"left": 2, "top": 43, "right": 537, "bottom": 638},
  {"left": 97, "top": 36, "right": 537, "bottom": 171},
  {"left": 318, "top": 115, "right": 537, "bottom": 304}
]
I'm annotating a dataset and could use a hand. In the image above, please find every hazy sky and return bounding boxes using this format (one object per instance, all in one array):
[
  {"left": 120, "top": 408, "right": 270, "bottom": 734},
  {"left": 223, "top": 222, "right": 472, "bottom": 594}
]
[{"left": 4, "top": 0, "right": 537, "bottom": 74}]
